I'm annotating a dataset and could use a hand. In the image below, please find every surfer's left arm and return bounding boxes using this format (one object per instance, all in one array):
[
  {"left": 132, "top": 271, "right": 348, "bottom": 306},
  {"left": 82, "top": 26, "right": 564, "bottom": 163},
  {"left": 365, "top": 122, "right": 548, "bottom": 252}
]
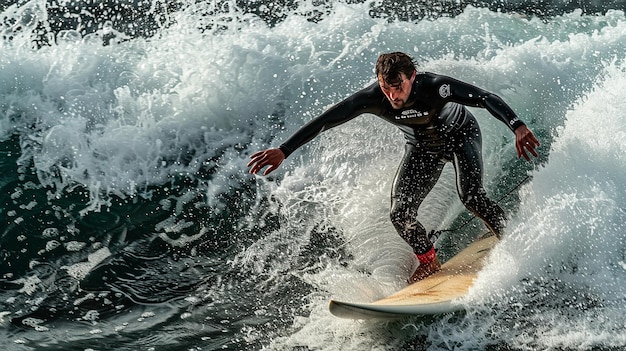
[
  {"left": 512, "top": 124, "right": 539, "bottom": 161},
  {"left": 439, "top": 76, "right": 540, "bottom": 161}
]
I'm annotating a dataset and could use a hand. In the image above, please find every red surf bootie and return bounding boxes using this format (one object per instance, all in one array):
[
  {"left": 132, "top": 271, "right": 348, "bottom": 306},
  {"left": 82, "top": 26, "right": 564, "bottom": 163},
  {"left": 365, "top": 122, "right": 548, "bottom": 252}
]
[{"left": 408, "top": 246, "right": 441, "bottom": 283}]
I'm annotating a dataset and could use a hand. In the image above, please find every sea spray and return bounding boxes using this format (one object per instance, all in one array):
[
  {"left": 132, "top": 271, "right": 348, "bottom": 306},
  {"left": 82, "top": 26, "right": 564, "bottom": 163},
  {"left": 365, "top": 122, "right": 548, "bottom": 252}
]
[{"left": 1, "top": 1, "right": 626, "bottom": 350}]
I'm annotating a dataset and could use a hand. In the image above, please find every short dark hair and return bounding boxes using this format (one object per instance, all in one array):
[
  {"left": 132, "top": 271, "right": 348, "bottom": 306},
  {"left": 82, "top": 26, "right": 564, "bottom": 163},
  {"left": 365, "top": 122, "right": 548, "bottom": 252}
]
[{"left": 375, "top": 52, "right": 416, "bottom": 85}]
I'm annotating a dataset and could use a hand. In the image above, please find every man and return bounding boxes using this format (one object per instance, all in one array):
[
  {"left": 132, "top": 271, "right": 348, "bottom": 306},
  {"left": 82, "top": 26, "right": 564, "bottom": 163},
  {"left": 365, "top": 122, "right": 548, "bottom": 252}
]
[{"left": 248, "top": 52, "right": 539, "bottom": 283}]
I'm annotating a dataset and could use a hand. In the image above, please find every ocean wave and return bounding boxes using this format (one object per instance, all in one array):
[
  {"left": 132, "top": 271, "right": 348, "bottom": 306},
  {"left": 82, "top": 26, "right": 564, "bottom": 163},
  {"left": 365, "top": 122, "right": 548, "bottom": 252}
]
[{"left": 1, "top": 2, "right": 626, "bottom": 350}]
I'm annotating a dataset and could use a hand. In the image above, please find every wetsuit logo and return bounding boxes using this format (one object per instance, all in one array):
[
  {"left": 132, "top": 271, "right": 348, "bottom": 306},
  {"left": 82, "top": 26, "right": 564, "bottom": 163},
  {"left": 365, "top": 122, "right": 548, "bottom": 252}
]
[
  {"left": 439, "top": 84, "right": 451, "bottom": 98},
  {"left": 509, "top": 117, "right": 520, "bottom": 126},
  {"left": 395, "top": 109, "right": 429, "bottom": 120}
]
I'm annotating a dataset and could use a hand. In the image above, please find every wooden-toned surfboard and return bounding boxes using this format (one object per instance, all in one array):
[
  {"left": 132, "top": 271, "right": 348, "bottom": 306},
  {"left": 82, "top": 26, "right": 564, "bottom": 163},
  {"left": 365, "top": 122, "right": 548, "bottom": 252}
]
[{"left": 329, "top": 236, "right": 497, "bottom": 319}]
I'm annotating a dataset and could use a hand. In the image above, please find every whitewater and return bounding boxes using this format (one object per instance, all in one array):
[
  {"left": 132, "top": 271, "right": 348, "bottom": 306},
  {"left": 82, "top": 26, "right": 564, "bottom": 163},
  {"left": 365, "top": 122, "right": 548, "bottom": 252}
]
[{"left": 1, "top": 1, "right": 625, "bottom": 350}]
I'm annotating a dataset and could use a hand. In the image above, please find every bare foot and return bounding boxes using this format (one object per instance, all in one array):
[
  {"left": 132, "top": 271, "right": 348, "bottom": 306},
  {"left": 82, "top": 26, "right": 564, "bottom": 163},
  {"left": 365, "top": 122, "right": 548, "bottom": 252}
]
[{"left": 408, "top": 258, "right": 441, "bottom": 283}]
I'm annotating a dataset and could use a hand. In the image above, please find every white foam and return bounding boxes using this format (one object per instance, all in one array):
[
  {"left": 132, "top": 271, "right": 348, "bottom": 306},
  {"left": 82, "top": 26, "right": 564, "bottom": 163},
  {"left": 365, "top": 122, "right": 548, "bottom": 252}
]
[
  {"left": 62, "top": 247, "right": 111, "bottom": 280},
  {"left": 459, "top": 60, "right": 626, "bottom": 351}
]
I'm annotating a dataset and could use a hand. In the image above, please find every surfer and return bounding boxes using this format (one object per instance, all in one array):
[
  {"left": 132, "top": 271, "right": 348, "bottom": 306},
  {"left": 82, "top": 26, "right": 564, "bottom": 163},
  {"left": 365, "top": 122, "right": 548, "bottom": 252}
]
[{"left": 248, "top": 52, "right": 539, "bottom": 283}]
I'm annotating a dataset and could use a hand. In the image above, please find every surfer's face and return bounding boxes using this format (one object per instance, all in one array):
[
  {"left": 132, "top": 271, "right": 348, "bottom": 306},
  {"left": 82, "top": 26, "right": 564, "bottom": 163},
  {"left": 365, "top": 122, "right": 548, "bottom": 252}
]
[{"left": 378, "top": 71, "right": 415, "bottom": 109}]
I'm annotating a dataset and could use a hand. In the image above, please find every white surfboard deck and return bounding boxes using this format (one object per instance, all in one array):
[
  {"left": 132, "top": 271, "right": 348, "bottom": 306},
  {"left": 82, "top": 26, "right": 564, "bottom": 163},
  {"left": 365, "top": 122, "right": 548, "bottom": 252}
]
[{"left": 329, "top": 235, "right": 498, "bottom": 319}]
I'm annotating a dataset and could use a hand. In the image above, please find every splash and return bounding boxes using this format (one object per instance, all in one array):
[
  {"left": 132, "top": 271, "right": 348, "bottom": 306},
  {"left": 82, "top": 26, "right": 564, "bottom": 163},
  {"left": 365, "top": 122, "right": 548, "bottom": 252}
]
[
  {"left": 427, "top": 60, "right": 626, "bottom": 351},
  {"left": 1, "top": 1, "right": 626, "bottom": 350}
]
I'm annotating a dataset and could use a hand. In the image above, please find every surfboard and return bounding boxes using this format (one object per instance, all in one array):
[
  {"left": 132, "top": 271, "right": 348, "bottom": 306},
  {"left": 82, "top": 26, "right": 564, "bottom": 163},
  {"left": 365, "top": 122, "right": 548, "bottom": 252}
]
[{"left": 328, "top": 235, "right": 498, "bottom": 319}]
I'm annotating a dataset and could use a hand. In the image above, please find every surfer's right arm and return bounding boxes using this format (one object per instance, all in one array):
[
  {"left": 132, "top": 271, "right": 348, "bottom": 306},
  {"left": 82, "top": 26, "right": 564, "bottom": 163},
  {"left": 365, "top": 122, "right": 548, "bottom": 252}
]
[
  {"left": 248, "top": 84, "right": 380, "bottom": 175},
  {"left": 248, "top": 148, "right": 286, "bottom": 176}
]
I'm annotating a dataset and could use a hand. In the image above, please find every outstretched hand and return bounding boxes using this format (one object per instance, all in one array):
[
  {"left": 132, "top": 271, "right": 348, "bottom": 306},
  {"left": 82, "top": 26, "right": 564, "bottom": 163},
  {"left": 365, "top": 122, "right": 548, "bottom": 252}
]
[
  {"left": 247, "top": 148, "right": 285, "bottom": 176},
  {"left": 515, "top": 125, "right": 540, "bottom": 161}
]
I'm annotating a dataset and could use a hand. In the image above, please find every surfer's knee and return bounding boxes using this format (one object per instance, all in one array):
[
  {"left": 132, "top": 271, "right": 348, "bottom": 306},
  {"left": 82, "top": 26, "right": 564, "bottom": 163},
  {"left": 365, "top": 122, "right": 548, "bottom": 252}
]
[{"left": 390, "top": 202, "right": 410, "bottom": 229}]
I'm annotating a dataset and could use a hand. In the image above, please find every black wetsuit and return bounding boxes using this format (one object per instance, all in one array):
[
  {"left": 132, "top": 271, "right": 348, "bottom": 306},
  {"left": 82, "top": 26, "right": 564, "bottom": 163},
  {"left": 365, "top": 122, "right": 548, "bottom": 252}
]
[{"left": 278, "top": 72, "right": 525, "bottom": 255}]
